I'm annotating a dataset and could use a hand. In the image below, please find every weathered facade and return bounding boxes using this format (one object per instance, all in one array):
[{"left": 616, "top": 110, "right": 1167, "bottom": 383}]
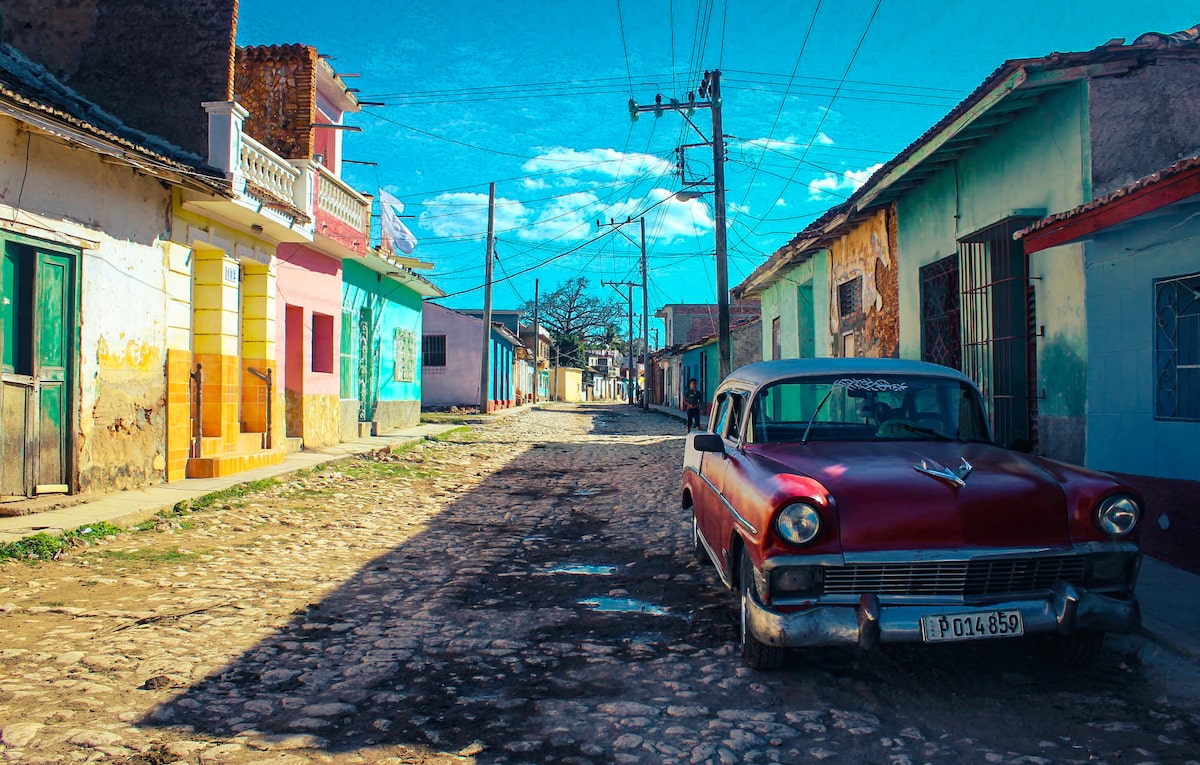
[
  {"left": 1019, "top": 154, "right": 1200, "bottom": 573},
  {"left": 0, "top": 40, "right": 229, "bottom": 497},
  {"left": 735, "top": 28, "right": 1200, "bottom": 465}
]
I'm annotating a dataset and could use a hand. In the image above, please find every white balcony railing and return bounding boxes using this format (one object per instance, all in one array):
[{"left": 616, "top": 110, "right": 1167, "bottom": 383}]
[
  {"left": 316, "top": 165, "right": 369, "bottom": 232},
  {"left": 239, "top": 134, "right": 300, "bottom": 205}
]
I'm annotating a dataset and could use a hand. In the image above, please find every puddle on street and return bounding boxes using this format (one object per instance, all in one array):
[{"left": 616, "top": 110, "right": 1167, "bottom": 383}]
[
  {"left": 571, "top": 487, "right": 602, "bottom": 496},
  {"left": 578, "top": 597, "right": 679, "bottom": 617},
  {"left": 548, "top": 564, "right": 619, "bottom": 576}
]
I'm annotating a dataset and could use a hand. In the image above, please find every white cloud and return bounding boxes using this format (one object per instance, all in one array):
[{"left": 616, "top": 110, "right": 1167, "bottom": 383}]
[
  {"left": 807, "top": 163, "right": 884, "bottom": 200},
  {"left": 816, "top": 132, "right": 835, "bottom": 146},
  {"left": 729, "top": 201, "right": 751, "bottom": 215},
  {"left": 776, "top": 198, "right": 788, "bottom": 208},
  {"left": 598, "top": 188, "right": 715, "bottom": 244},
  {"left": 419, "top": 192, "right": 531, "bottom": 240},
  {"left": 513, "top": 191, "right": 599, "bottom": 242},
  {"left": 521, "top": 147, "right": 673, "bottom": 181},
  {"left": 522, "top": 177, "right": 550, "bottom": 191}
]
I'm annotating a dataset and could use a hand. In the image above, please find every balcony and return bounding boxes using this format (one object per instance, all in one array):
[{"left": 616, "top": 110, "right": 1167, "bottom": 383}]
[
  {"left": 313, "top": 163, "right": 370, "bottom": 255},
  {"left": 183, "top": 100, "right": 314, "bottom": 244}
]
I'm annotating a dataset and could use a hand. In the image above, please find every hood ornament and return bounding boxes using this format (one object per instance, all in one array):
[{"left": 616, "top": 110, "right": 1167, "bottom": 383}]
[{"left": 913, "top": 457, "right": 973, "bottom": 488}]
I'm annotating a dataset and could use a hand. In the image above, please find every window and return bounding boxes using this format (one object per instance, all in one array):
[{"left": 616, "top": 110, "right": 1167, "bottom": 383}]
[
  {"left": 423, "top": 334, "right": 447, "bottom": 367},
  {"left": 394, "top": 328, "right": 417, "bottom": 382},
  {"left": 771, "top": 317, "right": 781, "bottom": 360},
  {"left": 311, "top": 312, "right": 334, "bottom": 373},
  {"left": 837, "top": 276, "right": 863, "bottom": 319},
  {"left": 1155, "top": 272, "right": 1200, "bottom": 421}
]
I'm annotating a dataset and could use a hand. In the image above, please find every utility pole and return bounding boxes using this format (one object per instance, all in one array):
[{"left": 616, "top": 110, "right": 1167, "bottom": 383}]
[
  {"left": 707, "top": 70, "right": 731, "bottom": 380},
  {"left": 479, "top": 181, "right": 495, "bottom": 414},
  {"left": 602, "top": 279, "right": 637, "bottom": 405},
  {"left": 639, "top": 217, "right": 649, "bottom": 410},
  {"left": 531, "top": 278, "right": 540, "bottom": 405},
  {"left": 628, "top": 69, "right": 731, "bottom": 379}
]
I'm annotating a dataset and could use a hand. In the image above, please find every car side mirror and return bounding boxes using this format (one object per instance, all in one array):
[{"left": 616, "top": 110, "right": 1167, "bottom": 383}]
[{"left": 691, "top": 433, "right": 726, "bottom": 454}]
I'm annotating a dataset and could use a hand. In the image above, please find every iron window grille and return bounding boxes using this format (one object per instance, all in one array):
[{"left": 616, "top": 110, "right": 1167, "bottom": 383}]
[
  {"left": 919, "top": 254, "right": 962, "bottom": 370},
  {"left": 1154, "top": 272, "right": 1200, "bottom": 421},
  {"left": 837, "top": 276, "right": 863, "bottom": 319},
  {"left": 422, "top": 334, "right": 447, "bottom": 368}
]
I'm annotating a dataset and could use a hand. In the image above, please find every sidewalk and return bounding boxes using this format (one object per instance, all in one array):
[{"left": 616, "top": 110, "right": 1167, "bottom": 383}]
[
  {"left": 651, "top": 402, "right": 1200, "bottom": 660},
  {"left": 2, "top": 401, "right": 1196, "bottom": 662},
  {"left": 0, "top": 420, "right": 466, "bottom": 543}
]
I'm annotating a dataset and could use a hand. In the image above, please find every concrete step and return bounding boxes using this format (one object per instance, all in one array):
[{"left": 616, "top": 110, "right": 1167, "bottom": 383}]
[
  {"left": 185, "top": 448, "right": 286, "bottom": 479},
  {"left": 283, "top": 437, "right": 303, "bottom": 454}
]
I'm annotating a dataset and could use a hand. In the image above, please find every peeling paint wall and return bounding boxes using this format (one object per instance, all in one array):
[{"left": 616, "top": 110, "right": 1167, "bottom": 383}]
[
  {"left": 0, "top": 116, "right": 174, "bottom": 494},
  {"left": 827, "top": 207, "right": 898, "bottom": 358}
]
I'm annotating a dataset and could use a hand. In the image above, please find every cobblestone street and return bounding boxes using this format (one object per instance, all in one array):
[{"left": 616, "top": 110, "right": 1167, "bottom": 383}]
[{"left": 1, "top": 404, "right": 1198, "bottom": 765}]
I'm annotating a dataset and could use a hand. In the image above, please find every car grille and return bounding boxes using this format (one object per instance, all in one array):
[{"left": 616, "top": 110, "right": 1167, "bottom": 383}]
[{"left": 822, "top": 556, "right": 1089, "bottom": 598}]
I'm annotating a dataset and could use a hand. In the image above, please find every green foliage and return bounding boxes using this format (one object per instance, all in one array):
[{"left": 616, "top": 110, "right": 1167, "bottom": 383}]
[
  {"left": 0, "top": 521, "right": 125, "bottom": 563},
  {"left": 98, "top": 548, "right": 199, "bottom": 564}
]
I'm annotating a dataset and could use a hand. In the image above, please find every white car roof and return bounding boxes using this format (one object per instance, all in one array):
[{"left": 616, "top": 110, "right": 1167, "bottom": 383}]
[{"left": 721, "top": 358, "right": 977, "bottom": 390}]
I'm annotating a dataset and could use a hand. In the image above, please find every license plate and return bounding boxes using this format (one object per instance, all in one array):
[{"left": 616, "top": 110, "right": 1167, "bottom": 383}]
[{"left": 922, "top": 610, "right": 1024, "bottom": 643}]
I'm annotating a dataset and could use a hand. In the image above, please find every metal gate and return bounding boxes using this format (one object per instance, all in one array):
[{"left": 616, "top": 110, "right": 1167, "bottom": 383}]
[
  {"left": 957, "top": 219, "right": 1038, "bottom": 450},
  {"left": 919, "top": 254, "right": 961, "bottom": 370}
]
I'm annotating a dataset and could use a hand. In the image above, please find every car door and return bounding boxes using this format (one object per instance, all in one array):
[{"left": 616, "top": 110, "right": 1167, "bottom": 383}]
[{"left": 695, "top": 389, "right": 747, "bottom": 578}]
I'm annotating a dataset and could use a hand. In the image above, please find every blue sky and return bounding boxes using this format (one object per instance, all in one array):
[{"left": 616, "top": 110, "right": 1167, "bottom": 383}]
[{"left": 237, "top": 1, "right": 1192, "bottom": 332}]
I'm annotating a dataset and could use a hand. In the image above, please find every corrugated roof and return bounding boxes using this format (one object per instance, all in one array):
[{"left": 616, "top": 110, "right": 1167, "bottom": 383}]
[
  {"left": 0, "top": 42, "right": 226, "bottom": 192},
  {"left": 732, "top": 25, "right": 1200, "bottom": 299},
  {"left": 1016, "top": 153, "right": 1200, "bottom": 241}
]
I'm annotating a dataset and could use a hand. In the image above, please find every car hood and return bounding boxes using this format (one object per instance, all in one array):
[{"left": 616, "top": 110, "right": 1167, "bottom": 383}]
[{"left": 750, "top": 441, "right": 1070, "bottom": 552}]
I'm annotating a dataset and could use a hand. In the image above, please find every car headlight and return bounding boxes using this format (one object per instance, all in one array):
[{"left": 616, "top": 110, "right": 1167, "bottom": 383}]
[
  {"left": 1095, "top": 495, "right": 1140, "bottom": 537},
  {"left": 776, "top": 503, "right": 822, "bottom": 545}
]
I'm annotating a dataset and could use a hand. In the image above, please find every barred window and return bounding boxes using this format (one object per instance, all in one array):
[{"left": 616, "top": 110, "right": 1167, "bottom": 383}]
[
  {"left": 838, "top": 276, "right": 863, "bottom": 319},
  {"left": 423, "top": 333, "right": 447, "bottom": 367},
  {"left": 1155, "top": 272, "right": 1200, "bottom": 421}
]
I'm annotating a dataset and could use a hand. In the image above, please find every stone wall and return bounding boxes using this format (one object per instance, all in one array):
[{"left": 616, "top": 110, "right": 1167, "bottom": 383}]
[
  {"left": 0, "top": 0, "right": 238, "bottom": 158},
  {"left": 1089, "top": 58, "right": 1200, "bottom": 196},
  {"left": 235, "top": 45, "right": 317, "bottom": 161}
]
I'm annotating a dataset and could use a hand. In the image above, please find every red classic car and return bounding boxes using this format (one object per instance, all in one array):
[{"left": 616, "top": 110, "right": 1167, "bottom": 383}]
[{"left": 683, "top": 358, "right": 1141, "bottom": 670}]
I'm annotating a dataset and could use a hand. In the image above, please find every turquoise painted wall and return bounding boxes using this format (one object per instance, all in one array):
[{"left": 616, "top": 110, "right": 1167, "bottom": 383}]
[
  {"left": 757, "top": 251, "right": 830, "bottom": 360},
  {"left": 895, "top": 82, "right": 1090, "bottom": 460},
  {"left": 1081, "top": 207, "right": 1200, "bottom": 480},
  {"left": 342, "top": 260, "right": 424, "bottom": 407}
]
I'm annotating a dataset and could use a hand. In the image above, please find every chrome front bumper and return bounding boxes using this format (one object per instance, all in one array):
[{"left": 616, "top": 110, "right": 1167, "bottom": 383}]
[{"left": 745, "top": 582, "right": 1141, "bottom": 649}]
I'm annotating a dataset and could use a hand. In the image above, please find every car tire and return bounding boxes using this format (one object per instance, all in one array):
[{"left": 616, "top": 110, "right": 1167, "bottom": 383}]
[
  {"left": 1044, "top": 629, "right": 1105, "bottom": 666},
  {"left": 739, "top": 549, "right": 786, "bottom": 671},
  {"left": 692, "top": 513, "right": 708, "bottom": 564}
]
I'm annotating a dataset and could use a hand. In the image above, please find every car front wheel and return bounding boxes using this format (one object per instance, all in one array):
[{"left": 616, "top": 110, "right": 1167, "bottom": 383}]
[{"left": 739, "top": 549, "right": 786, "bottom": 671}]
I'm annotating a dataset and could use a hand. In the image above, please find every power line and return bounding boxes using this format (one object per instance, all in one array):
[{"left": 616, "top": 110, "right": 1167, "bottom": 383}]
[
  {"left": 729, "top": 0, "right": 884, "bottom": 248},
  {"left": 616, "top": 0, "right": 635, "bottom": 95}
]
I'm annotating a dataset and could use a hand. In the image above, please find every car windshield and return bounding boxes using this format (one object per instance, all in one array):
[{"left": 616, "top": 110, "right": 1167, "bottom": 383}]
[{"left": 749, "top": 374, "right": 992, "bottom": 444}]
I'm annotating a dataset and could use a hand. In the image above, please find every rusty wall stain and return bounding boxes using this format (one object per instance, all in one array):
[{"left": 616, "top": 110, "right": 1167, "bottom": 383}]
[{"left": 828, "top": 207, "right": 899, "bottom": 358}]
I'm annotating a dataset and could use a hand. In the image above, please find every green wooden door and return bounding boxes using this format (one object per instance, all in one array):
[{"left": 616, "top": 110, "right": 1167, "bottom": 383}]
[
  {"left": 357, "top": 306, "right": 375, "bottom": 421},
  {"left": 0, "top": 242, "right": 74, "bottom": 497}
]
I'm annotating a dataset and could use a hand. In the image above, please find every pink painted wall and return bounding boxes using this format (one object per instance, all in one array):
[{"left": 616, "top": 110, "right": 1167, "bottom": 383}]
[
  {"left": 421, "top": 303, "right": 484, "bottom": 407},
  {"left": 275, "top": 243, "right": 342, "bottom": 397}
]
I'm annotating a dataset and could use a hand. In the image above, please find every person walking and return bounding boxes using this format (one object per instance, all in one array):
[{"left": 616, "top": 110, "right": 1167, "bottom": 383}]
[{"left": 684, "top": 378, "right": 703, "bottom": 432}]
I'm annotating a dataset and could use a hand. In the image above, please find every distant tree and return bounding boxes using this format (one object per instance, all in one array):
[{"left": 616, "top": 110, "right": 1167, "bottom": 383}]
[{"left": 525, "top": 278, "right": 622, "bottom": 368}]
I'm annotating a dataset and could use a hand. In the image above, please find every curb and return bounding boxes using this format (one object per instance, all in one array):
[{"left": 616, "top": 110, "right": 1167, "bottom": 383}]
[
  {"left": 0, "top": 429, "right": 456, "bottom": 544},
  {"left": 1139, "top": 617, "right": 1200, "bottom": 660}
]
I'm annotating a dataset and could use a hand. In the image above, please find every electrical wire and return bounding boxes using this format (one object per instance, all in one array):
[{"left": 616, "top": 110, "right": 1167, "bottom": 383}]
[{"left": 729, "top": 0, "right": 885, "bottom": 249}]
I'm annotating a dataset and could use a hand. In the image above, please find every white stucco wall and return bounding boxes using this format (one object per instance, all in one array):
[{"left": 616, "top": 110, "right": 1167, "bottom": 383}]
[{"left": 0, "top": 117, "right": 176, "bottom": 492}]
